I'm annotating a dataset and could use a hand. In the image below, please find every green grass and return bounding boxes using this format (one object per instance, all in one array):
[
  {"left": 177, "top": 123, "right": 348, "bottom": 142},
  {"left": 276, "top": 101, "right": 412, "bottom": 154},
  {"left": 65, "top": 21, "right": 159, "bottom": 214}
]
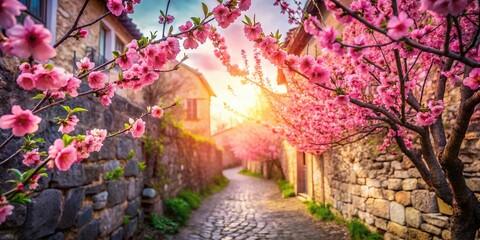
[
  {"left": 178, "top": 189, "right": 202, "bottom": 209},
  {"left": 238, "top": 169, "right": 263, "bottom": 178},
  {"left": 304, "top": 202, "right": 383, "bottom": 240},
  {"left": 200, "top": 175, "right": 229, "bottom": 197},
  {"left": 347, "top": 219, "right": 384, "bottom": 240},
  {"left": 277, "top": 180, "right": 295, "bottom": 198},
  {"left": 150, "top": 213, "right": 180, "bottom": 234},
  {"left": 164, "top": 198, "right": 191, "bottom": 225}
]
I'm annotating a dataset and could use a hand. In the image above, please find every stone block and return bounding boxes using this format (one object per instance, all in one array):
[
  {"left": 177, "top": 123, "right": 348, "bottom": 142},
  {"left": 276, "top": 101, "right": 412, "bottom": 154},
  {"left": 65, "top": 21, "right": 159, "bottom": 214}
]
[
  {"left": 384, "top": 232, "right": 402, "bottom": 240},
  {"left": 390, "top": 201, "right": 405, "bottom": 225},
  {"left": 360, "top": 186, "right": 369, "bottom": 198},
  {"left": 407, "top": 168, "right": 421, "bottom": 178},
  {"left": 402, "top": 179, "right": 418, "bottom": 191},
  {"left": 383, "top": 190, "right": 395, "bottom": 201},
  {"left": 126, "top": 198, "right": 140, "bottom": 217},
  {"left": 437, "top": 197, "right": 453, "bottom": 215},
  {"left": 59, "top": 187, "right": 85, "bottom": 229},
  {"left": 76, "top": 206, "right": 93, "bottom": 227},
  {"left": 465, "top": 178, "right": 480, "bottom": 192},
  {"left": 441, "top": 230, "right": 451, "bottom": 240},
  {"left": 85, "top": 182, "right": 105, "bottom": 195},
  {"left": 351, "top": 185, "right": 361, "bottom": 196},
  {"left": 387, "top": 221, "right": 407, "bottom": 238},
  {"left": 388, "top": 179, "right": 403, "bottom": 190},
  {"left": 395, "top": 191, "right": 411, "bottom": 206},
  {"left": 420, "top": 223, "right": 442, "bottom": 235},
  {"left": 124, "top": 218, "right": 138, "bottom": 239},
  {"left": 103, "top": 160, "right": 121, "bottom": 180},
  {"left": 107, "top": 179, "right": 127, "bottom": 207},
  {"left": 124, "top": 160, "right": 139, "bottom": 177},
  {"left": 47, "top": 232, "right": 64, "bottom": 240},
  {"left": 391, "top": 161, "right": 402, "bottom": 170},
  {"left": 1, "top": 203, "right": 26, "bottom": 228},
  {"left": 375, "top": 217, "right": 387, "bottom": 230},
  {"left": 142, "top": 188, "right": 157, "bottom": 198},
  {"left": 408, "top": 228, "right": 432, "bottom": 240},
  {"left": 405, "top": 207, "right": 422, "bottom": 228},
  {"left": 352, "top": 196, "right": 366, "bottom": 211},
  {"left": 412, "top": 190, "right": 438, "bottom": 213},
  {"left": 78, "top": 220, "right": 99, "bottom": 240},
  {"left": 366, "top": 178, "right": 381, "bottom": 188},
  {"left": 394, "top": 170, "right": 409, "bottom": 179},
  {"left": 422, "top": 213, "right": 449, "bottom": 228},
  {"left": 372, "top": 199, "right": 390, "bottom": 219},
  {"left": 20, "top": 189, "right": 63, "bottom": 239},
  {"left": 369, "top": 187, "right": 383, "bottom": 199},
  {"left": 84, "top": 164, "right": 102, "bottom": 184},
  {"left": 93, "top": 191, "right": 108, "bottom": 210},
  {"left": 99, "top": 203, "right": 127, "bottom": 237},
  {"left": 116, "top": 137, "right": 136, "bottom": 159},
  {"left": 110, "top": 227, "right": 124, "bottom": 240},
  {"left": 51, "top": 163, "right": 86, "bottom": 188},
  {"left": 127, "top": 179, "right": 137, "bottom": 200},
  {"left": 365, "top": 198, "right": 375, "bottom": 213}
]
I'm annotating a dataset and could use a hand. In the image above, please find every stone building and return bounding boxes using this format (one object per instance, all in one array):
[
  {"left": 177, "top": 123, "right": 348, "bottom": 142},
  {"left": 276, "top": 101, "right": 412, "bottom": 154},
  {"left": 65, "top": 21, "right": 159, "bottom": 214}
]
[
  {"left": 272, "top": 1, "right": 480, "bottom": 239},
  {"left": 119, "top": 62, "right": 217, "bottom": 138},
  {"left": 212, "top": 127, "right": 243, "bottom": 169}
]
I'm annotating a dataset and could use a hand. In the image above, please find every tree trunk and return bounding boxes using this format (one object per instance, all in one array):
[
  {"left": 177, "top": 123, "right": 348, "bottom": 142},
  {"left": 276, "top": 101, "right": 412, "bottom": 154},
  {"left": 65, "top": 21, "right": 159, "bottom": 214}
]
[
  {"left": 270, "top": 158, "right": 286, "bottom": 180},
  {"left": 450, "top": 194, "right": 480, "bottom": 240}
]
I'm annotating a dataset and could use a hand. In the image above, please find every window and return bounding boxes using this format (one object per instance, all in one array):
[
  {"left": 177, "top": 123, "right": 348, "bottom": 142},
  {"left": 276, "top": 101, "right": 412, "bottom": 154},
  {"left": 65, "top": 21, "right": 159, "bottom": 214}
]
[
  {"left": 98, "top": 27, "right": 107, "bottom": 65},
  {"left": 186, "top": 99, "right": 198, "bottom": 120},
  {"left": 20, "top": 0, "right": 47, "bottom": 23},
  {"left": 115, "top": 37, "right": 124, "bottom": 52}
]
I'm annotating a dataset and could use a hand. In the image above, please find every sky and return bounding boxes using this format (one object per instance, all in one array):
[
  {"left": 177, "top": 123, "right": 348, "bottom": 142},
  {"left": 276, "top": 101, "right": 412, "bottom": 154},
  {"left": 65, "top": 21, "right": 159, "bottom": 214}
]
[{"left": 131, "top": 0, "right": 295, "bottom": 132}]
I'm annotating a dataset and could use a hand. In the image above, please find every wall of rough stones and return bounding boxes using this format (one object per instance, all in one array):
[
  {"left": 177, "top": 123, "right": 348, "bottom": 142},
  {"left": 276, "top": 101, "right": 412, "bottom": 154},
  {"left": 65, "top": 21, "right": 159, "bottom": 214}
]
[
  {"left": 279, "top": 104, "right": 480, "bottom": 239},
  {"left": 0, "top": 57, "right": 223, "bottom": 239}
]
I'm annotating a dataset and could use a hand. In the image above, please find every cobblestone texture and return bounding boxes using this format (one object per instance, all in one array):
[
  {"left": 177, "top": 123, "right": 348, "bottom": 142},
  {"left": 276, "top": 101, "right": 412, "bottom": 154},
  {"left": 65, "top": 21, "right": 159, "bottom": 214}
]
[{"left": 176, "top": 167, "right": 349, "bottom": 240}]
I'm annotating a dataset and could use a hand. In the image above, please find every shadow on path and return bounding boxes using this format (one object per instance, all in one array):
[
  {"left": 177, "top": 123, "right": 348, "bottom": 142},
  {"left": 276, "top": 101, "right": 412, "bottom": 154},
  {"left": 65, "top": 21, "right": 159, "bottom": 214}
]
[{"left": 175, "top": 167, "right": 349, "bottom": 240}]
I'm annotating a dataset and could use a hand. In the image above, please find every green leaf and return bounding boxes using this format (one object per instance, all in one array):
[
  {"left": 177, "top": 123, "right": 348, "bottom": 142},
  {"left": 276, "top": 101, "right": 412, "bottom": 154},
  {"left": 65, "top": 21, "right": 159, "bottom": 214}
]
[
  {"left": 202, "top": 2, "right": 208, "bottom": 17},
  {"left": 112, "top": 50, "right": 120, "bottom": 58},
  {"left": 62, "top": 134, "right": 75, "bottom": 146},
  {"left": 191, "top": 17, "right": 201, "bottom": 25},
  {"left": 124, "top": 123, "right": 130, "bottom": 129},
  {"left": 8, "top": 169, "right": 23, "bottom": 180},
  {"left": 150, "top": 31, "right": 158, "bottom": 40},
  {"left": 34, "top": 138, "right": 45, "bottom": 144},
  {"left": 39, "top": 151, "right": 48, "bottom": 157},
  {"left": 77, "top": 134, "right": 85, "bottom": 141},
  {"left": 159, "top": 9, "right": 165, "bottom": 17},
  {"left": 71, "top": 107, "right": 88, "bottom": 113},
  {"left": 43, "top": 63, "right": 54, "bottom": 70},
  {"left": 61, "top": 105, "right": 71, "bottom": 113},
  {"left": 32, "top": 94, "right": 45, "bottom": 100},
  {"left": 245, "top": 15, "right": 252, "bottom": 25}
]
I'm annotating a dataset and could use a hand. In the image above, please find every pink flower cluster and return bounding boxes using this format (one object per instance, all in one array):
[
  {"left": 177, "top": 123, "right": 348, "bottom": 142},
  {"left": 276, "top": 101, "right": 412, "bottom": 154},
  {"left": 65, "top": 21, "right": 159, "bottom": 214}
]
[
  {"left": 22, "top": 149, "right": 41, "bottom": 166},
  {"left": 16, "top": 63, "right": 70, "bottom": 91},
  {"left": 159, "top": 15, "right": 174, "bottom": 24},
  {"left": 75, "top": 129, "right": 107, "bottom": 161},
  {"left": 179, "top": 21, "right": 210, "bottom": 49},
  {"left": 421, "top": 0, "right": 468, "bottom": 16},
  {"left": 0, "top": 0, "right": 25, "bottom": 28},
  {"left": 48, "top": 139, "right": 78, "bottom": 171},
  {"left": 106, "top": 0, "right": 140, "bottom": 16},
  {"left": 416, "top": 100, "right": 444, "bottom": 126},
  {"left": 116, "top": 38, "right": 180, "bottom": 90},
  {"left": 464, "top": 68, "right": 480, "bottom": 90},
  {"left": 0, "top": 197, "right": 14, "bottom": 225},
  {"left": 128, "top": 118, "right": 145, "bottom": 138},
  {"left": 213, "top": 0, "right": 251, "bottom": 28},
  {"left": 58, "top": 115, "right": 79, "bottom": 134},
  {"left": 209, "top": 27, "right": 244, "bottom": 76}
]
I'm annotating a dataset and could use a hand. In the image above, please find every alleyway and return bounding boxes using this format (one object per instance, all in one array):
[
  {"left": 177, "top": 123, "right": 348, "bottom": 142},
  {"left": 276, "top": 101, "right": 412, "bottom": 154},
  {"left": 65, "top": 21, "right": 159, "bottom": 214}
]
[{"left": 175, "top": 167, "right": 349, "bottom": 240}]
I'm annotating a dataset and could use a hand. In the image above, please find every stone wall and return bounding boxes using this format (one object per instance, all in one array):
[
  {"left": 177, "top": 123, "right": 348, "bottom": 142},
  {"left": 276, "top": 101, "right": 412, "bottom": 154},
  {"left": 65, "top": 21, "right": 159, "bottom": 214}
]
[
  {"left": 0, "top": 57, "right": 223, "bottom": 239},
  {"left": 279, "top": 119, "right": 480, "bottom": 239}
]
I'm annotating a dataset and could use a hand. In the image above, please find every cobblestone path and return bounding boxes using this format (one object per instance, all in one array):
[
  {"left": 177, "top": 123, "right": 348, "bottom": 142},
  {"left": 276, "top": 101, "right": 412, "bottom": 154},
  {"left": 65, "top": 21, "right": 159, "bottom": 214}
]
[{"left": 175, "top": 167, "right": 349, "bottom": 240}]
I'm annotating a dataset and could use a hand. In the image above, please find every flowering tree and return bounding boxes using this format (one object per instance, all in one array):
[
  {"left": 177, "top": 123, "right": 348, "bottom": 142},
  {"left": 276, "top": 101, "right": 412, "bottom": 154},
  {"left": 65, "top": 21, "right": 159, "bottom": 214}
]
[
  {"left": 0, "top": 0, "right": 252, "bottom": 227},
  {"left": 209, "top": 0, "right": 480, "bottom": 238}
]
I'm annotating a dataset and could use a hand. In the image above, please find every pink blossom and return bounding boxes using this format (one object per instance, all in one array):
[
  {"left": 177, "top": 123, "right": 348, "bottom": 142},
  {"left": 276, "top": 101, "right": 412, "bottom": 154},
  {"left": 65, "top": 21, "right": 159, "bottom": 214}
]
[
  {"left": 0, "top": 198, "right": 14, "bottom": 225},
  {"left": 48, "top": 139, "right": 77, "bottom": 171},
  {"left": 193, "top": 24, "right": 210, "bottom": 44},
  {"left": 22, "top": 149, "right": 40, "bottom": 166},
  {"left": 65, "top": 76, "right": 81, "bottom": 97},
  {"left": 78, "top": 29, "right": 88, "bottom": 38},
  {"left": 29, "top": 174, "right": 41, "bottom": 190},
  {"left": 318, "top": 27, "right": 337, "bottom": 49},
  {"left": 309, "top": 64, "right": 329, "bottom": 84},
  {"left": 179, "top": 20, "right": 193, "bottom": 32},
  {"left": 75, "top": 129, "right": 106, "bottom": 160},
  {"left": 16, "top": 73, "right": 35, "bottom": 90},
  {"left": 0, "top": 105, "right": 41, "bottom": 136},
  {"left": 427, "top": 0, "right": 468, "bottom": 16},
  {"left": 6, "top": 16, "right": 56, "bottom": 62},
  {"left": 303, "top": 16, "right": 321, "bottom": 36},
  {"left": 334, "top": 95, "right": 350, "bottom": 105},
  {"left": 0, "top": 0, "right": 26, "bottom": 28},
  {"left": 238, "top": 0, "right": 252, "bottom": 11},
  {"left": 116, "top": 54, "right": 134, "bottom": 70},
  {"left": 244, "top": 23, "right": 263, "bottom": 41},
  {"left": 107, "top": 0, "right": 124, "bottom": 16},
  {"left": 88, "top": 71, "right": 107, "bottom": 89},
  {"left": 387, "top": 12, "right": 414, "bottom": 41},
  {"left": 463, "top": 68, "right": 480, "bottom": 90},
  {"left": 183, "top": 37, "right": 199, "bottom": 49},
  {"left": 298, "top": 56, "right": 316, "bottom": 74},
  {"left": 129, "top": 118, "right": 145, "bottom": 138},
  {"left": 33, "top": 66, "right": 68, "bottom": 91},
  {"left": 416, "top": 111, "right": 436, "bottom": 126},
  {"left": 58, "top": 115, "right": 79, "bottom": 134},
  {"left": 151, "top": 106, "right": 164, "bottom": 118},
  {"left": 159, "top": 14, "right": 175, "bottom": 24},
  {"left": 76, "top": 57, "right": 95, "bottom": 70},
  {"left": 99, "top": 84, "right": 116, "bottom": 106}
]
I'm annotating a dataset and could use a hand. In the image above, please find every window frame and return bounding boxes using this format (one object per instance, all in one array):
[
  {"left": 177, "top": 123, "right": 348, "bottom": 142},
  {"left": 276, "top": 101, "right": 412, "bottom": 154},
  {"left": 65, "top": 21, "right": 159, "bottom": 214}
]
[{"left": 186, "top": 99, "right": 198, "bottom": 120}]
